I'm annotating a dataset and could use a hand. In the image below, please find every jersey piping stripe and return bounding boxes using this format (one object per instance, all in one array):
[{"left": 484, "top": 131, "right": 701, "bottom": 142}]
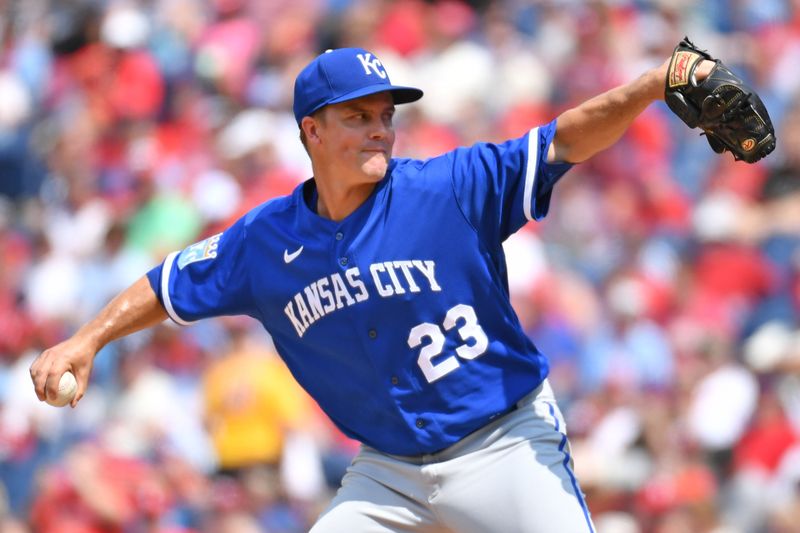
[
  {"left": 547, "top": 402, "right": 595, "bottom": 533},
  {"left": 523, "top": 127, "right": 540, "bottom": 221},
  {"left": 161, "top": 251, "right": 194, "bottom": 326}
]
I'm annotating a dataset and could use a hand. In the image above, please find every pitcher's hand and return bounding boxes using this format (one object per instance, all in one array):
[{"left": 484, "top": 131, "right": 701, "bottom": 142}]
[{"left": 30, "top": 335, "right": 97, "bottom": 408}]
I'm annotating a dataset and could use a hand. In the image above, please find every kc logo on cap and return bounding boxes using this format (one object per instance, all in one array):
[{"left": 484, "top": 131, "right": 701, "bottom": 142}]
[
  {"left": 356, "top": 53, "right": 388, "bottom": 79},
  {"left": 293, "top": 48, "right": 423, "bottom": 125}
]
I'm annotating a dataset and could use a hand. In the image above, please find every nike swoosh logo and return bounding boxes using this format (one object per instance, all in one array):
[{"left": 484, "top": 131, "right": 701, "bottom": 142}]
[{"left": 284, "top": 245, "right": 304, "bottom": 264}]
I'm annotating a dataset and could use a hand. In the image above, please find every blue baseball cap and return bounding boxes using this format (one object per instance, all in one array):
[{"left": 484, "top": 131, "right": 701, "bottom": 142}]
[{"left": 293, "top": 48, "right": 423, "bottom": 125}]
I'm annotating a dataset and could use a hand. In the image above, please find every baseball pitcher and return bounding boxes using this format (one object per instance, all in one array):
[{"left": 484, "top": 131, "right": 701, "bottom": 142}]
[{"left": 31, "top": 39, "right": 774, "bottom": 532}]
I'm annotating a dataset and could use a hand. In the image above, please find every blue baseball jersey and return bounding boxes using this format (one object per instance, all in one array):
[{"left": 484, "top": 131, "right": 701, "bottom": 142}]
[{"left": 146, "top": 120, "right": 572, "bottom": 455}]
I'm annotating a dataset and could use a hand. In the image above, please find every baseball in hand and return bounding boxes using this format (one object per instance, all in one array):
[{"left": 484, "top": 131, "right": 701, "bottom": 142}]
[{"left": 47, "top": 371, "right": 78, "bottom": 407}]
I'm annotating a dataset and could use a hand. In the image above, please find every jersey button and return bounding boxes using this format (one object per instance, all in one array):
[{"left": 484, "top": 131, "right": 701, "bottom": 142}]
[
  {"left": 339, "top": 257, "right": 348, "bottom": 266},
  {"left": 391, "top": 376, "right": 399, "bottom": 385},
  {"left": 335, "top": 232, "right": 344, "bottom": 241},
  {"left": 368, "top": 329, "right": 377, "bottom": 339},
  {"left": 415, "top": 418, "right": 425, "bottom": 429}
]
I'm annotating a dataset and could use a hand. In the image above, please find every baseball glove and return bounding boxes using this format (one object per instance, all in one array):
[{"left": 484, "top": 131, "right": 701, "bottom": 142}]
[{"left": 665, "top": 37, "right": 775, "bottom": 164}]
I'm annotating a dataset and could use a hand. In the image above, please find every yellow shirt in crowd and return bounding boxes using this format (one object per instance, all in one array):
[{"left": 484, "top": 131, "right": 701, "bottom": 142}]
[{"left": 203, "top": 342, "right": 312, "bottom": 469}]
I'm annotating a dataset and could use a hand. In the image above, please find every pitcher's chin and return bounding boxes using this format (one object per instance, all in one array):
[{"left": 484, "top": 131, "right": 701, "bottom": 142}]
[{"left": 360, "top": 155, "right": 389, "bottom": 181}]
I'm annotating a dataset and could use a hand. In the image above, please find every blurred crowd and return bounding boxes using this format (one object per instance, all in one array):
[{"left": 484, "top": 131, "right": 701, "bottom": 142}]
[{"left": 1, "top": 0, "right": 800, "bottom": 531}]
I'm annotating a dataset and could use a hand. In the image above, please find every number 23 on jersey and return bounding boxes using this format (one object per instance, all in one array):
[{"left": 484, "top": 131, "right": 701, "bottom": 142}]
[{"left": 407, "top": 304, "right": 489, "bottom": 383}]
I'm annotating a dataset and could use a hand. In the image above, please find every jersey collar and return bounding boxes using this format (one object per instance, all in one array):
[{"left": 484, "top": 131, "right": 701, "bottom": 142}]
[{"left": 292, "top": 160, "right": 397, "bottom": 237}]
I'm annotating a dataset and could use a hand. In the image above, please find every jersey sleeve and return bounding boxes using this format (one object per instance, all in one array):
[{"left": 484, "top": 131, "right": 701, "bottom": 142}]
[
  {"left": 146, "top": 216, "right": 259, "bottom": 325},
  {"left": 449, "top": 119, "right": 573, "bottom": 245}
]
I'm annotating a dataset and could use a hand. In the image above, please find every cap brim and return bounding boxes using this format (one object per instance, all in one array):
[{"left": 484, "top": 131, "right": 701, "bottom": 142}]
[{"left": 325, "top": 84, "right": 424, "bottom": 109}]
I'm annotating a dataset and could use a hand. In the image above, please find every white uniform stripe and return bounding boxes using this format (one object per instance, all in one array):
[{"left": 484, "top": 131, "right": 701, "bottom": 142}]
[
  {"left": 523, "top": 127, "right": 540, "bottom": 221},
  {"left": 161, "top": 251, "right": 193, "bottom": 326}
]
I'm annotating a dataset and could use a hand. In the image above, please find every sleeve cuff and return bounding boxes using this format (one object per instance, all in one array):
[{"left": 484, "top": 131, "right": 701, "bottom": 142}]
[
  {"left": 523, "top": 127, "right": 541, "bottom": 221},
  {"left": 523, "top": 123, "right": 573, "bottom": 221},
  {"left": 157, "top": 251, "right": 194, "bottom": 326}
]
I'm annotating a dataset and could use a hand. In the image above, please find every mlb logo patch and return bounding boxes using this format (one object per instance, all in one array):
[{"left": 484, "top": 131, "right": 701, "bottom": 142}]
[{"left": 177, "top": 233, "right": 222, "bottom": 269}]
